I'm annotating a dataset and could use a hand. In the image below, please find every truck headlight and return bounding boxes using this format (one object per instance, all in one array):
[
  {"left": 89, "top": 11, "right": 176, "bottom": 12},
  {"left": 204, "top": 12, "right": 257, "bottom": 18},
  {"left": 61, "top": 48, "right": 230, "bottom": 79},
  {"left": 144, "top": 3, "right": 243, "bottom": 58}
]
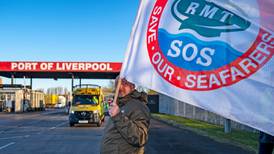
[
  {"left": 70, "top": 110, "right": 75, "bottom": 114},
  {"left": 93, "top": 110, "right": 99, "bottom": 114}
]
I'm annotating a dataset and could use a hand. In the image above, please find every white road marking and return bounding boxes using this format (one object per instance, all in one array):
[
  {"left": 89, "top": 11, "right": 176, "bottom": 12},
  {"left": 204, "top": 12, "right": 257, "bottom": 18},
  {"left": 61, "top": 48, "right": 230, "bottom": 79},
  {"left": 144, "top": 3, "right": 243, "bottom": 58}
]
[
  {"left": 0, "top": 142, "right": 15, "bottom": 150},
  {"left": 56, "top": 121, "right": 67, "bottom": 127},
  {"left": 50, "top": 121, "right": 67, "bottom": 130},
  {"left": 1, "top": 129, "right": 42, "bottom": 133},
  {"left": 0, "top": 135, "right": 30, "bottom": 140}
]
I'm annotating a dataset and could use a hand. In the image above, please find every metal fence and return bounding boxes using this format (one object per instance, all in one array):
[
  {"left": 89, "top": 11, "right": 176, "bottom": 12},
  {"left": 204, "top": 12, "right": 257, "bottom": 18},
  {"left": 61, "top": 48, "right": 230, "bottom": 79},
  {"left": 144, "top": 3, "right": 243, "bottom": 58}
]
[{"left": 159, "top": 94, "right": 256, "bottom": 132}]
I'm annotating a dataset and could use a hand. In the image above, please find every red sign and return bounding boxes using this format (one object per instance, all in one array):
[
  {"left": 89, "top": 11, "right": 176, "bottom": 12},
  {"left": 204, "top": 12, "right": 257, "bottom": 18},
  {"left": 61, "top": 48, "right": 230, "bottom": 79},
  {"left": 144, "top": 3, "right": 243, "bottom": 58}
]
[{"left": 0, "top": 61, "right": 122, "bottom": 72}]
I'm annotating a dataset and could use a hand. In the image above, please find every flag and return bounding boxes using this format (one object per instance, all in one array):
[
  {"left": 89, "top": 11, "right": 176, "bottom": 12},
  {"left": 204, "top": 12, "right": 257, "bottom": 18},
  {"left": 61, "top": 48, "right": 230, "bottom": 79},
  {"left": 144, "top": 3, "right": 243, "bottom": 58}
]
[{"left": 120, "top": 0, "right": 274, "bottom": 135}]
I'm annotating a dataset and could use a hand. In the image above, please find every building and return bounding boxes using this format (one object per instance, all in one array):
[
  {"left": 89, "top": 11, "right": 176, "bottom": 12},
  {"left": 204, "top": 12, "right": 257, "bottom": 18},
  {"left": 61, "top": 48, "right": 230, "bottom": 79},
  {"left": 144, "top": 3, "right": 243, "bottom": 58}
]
[{"left": 0, "top": 85, "right": 45, "bottom": 112}]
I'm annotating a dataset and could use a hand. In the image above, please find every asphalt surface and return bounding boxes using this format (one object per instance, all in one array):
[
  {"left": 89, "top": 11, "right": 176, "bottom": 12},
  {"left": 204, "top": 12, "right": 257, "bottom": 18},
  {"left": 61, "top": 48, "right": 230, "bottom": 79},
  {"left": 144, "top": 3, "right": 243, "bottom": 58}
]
[
  {"left": 145, "top": 119, "right": 254, "bottom": 154},
  {"left": 0, "top": 109, "right": 253, "bottom": 154}
]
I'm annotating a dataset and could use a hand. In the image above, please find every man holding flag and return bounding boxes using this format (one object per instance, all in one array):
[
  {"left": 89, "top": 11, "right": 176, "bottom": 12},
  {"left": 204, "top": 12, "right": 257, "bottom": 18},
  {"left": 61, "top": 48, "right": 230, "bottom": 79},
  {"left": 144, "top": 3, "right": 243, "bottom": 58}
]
[{"left": 100, "top": 77, "right": 150, "bottom": 154}]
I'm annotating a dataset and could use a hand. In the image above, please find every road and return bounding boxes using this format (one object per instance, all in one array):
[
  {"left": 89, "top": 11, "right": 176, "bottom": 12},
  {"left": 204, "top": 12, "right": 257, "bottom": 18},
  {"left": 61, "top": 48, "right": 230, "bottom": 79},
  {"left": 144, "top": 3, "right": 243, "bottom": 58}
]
[{"left": 0, "top": 109, "right": 253, "bottom": 154}]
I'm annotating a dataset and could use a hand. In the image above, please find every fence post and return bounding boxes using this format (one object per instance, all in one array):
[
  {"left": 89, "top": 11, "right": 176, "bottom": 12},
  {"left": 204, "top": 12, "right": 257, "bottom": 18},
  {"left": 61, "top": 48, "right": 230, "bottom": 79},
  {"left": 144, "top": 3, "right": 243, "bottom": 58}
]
[{"left": 224, "top": 118, "right": 232, "bottom": 133}]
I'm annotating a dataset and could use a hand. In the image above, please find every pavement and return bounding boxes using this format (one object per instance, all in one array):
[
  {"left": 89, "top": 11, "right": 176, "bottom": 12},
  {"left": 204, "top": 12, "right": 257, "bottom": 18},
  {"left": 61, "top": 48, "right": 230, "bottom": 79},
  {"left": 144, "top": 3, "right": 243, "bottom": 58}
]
[
  {"left": 145, "top": 119, "right": 254, "bottom": 154},
  {"left": 0, "top": 109, "right": 254, "bottom": 154}
]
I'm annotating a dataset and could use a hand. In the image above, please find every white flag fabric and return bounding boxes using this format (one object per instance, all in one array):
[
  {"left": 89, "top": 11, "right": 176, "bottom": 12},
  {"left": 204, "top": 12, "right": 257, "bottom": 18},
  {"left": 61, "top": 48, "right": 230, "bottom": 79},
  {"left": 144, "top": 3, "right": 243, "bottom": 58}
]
[{"left": 120, "top": 0, "right": 274, "bottom": 135}]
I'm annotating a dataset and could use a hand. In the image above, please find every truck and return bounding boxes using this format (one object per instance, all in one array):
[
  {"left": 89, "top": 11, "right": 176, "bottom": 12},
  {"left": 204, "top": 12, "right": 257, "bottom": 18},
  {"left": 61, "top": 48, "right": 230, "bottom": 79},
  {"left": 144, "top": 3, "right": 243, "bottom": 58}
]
[
  {"left": 69, "top": 84, "right": 105, "bottom": 127},
  {"left": 45, "top": 94, "right": 58, "bottom": 108},
  {"left": 56, "top": 96, "right": 66, "bottom": 108}
]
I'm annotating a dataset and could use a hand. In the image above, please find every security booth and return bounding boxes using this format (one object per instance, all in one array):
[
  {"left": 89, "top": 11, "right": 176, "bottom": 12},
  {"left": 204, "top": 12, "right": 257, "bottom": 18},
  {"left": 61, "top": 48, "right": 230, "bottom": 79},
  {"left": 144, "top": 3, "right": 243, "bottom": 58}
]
[
  {"left": 0, "top": 84, "right": 30, "bottom": 112},
  {"left": 0, "top": 84, "right": 45, "bottom": 112}
]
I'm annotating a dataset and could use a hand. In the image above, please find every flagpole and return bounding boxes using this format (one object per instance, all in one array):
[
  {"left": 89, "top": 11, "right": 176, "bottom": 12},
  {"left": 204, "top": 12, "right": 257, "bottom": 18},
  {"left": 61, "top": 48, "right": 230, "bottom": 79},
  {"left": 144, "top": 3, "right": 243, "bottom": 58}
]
[{"left": 113, "top": 78, "right": 121, "bottom": 105}]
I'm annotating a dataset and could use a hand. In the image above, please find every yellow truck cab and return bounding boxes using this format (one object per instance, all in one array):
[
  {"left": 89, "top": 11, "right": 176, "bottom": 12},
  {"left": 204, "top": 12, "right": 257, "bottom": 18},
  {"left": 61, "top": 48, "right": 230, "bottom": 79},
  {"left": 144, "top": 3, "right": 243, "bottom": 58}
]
[{"left": 69, "top": 84, "right": 105, "bottom": 127}]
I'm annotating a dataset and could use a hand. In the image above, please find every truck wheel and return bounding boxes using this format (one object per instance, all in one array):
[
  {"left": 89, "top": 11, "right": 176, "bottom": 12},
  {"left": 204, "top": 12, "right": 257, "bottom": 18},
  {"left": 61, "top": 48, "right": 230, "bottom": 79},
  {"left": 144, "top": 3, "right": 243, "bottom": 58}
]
[{"left": 69, "top": 122, "right": 74, "bottom": 127}]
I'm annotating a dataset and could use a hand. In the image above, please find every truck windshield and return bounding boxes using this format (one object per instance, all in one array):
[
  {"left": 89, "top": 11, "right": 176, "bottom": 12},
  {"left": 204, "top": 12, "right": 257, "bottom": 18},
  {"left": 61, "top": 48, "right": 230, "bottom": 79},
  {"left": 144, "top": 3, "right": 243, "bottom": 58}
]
[{"left": 72, "top": 95, "right": 98, "bottom": 105}]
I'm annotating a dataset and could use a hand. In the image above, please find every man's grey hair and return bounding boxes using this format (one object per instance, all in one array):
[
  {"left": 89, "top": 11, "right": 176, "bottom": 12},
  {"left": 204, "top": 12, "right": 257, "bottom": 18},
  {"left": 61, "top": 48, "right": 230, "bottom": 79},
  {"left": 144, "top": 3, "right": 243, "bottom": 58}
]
[{"left": 116, "top": 75, "right": 148, "bottom": 93}]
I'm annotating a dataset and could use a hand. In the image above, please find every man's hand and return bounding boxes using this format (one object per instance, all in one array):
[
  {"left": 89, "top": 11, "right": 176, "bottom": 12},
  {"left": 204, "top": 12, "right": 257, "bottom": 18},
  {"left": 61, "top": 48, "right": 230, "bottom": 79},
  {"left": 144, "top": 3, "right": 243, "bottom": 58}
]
[{"left": 109, "top": 102, "right": 120, "bottom": 117}]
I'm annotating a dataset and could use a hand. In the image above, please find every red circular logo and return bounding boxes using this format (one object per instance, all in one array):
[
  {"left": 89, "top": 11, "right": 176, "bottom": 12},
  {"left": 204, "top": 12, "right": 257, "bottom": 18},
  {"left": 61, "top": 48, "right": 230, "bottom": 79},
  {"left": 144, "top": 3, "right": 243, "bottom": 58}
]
[{"left": 146, "top": 0, "right": 274, "bottom": 91}]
